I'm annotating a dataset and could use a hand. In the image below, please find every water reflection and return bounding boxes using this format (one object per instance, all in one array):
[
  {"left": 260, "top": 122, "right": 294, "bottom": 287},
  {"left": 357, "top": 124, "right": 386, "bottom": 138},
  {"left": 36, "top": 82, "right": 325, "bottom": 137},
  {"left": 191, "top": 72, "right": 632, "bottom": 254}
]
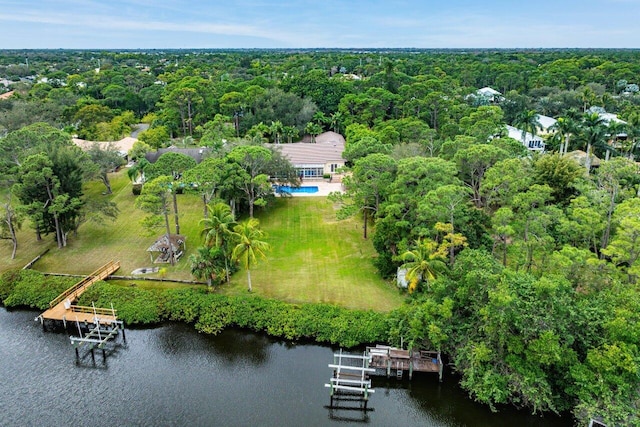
[
  {"left": 0, "top": 308, "right": 572, "bottom": 427},
  {"left": 154, "top": 322, "right": 272, "bottom": 367}
]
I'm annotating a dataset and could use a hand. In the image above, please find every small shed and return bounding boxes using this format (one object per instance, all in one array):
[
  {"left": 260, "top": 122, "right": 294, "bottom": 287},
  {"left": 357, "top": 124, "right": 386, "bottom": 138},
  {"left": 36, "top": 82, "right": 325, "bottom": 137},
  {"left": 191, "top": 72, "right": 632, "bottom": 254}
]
[{"left": 147, "top": 234, "right": 186, "bottom": 264}]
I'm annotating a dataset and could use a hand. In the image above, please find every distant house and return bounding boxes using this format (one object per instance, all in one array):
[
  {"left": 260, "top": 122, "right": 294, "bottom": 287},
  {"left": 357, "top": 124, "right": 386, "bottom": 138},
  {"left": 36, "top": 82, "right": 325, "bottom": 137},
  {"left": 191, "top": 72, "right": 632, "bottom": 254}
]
[
  {"left": 598, "top": 112, "right": 626, "bottom": 126},
  {"left": 505, "top": 125, "right": 545, "bottom": 152},
  {"left": 267, "top": 131, "right": 346, "bottom": 179},
  {"left": 536, "top": 114, "right": 557, "bottom": 135},
  {"left": 476, "top": 87, "right": 504, "bottom": 103},
  {"left": 73, "top": 136, "right": 138, "bottom": 159},
  {"left": 145, "top": 146, "right": 211, "bottom": 164}
]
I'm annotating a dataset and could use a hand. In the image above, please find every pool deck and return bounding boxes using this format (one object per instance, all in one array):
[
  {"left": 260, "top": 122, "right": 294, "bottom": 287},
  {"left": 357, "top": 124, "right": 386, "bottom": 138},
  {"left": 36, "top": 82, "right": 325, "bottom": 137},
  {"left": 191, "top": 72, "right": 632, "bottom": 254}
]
[{"left": 279, "top": 181, "right": 344, "bottom": 197}]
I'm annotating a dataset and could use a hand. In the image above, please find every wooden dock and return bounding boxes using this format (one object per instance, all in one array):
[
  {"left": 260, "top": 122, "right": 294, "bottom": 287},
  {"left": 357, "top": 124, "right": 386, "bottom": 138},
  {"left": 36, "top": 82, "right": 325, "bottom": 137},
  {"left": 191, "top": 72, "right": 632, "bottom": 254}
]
[
  {"left": 38, "top": 261, "right": 120, "bottom": 327},
  {"left": 367, "top": 344, "right": 443, "bottom": 381}
]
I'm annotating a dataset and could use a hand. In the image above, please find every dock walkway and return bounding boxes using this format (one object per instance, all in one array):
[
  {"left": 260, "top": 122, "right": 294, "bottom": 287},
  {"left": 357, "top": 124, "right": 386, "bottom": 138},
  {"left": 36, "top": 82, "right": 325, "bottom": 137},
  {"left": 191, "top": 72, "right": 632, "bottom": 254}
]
[
  {"left": 367, "top": 344, "right": 443, "bottom": 380},
  {"left": 39, "top": 261, "right": 120, "bottom": 326}
]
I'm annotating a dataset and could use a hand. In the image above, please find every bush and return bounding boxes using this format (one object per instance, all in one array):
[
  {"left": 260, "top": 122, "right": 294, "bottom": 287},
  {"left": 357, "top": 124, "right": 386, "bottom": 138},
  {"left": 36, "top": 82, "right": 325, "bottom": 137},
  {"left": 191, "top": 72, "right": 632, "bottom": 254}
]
[
  {"left": 78, "top": 282, "right": 163, "bottom": 325},
  {"left": 0, "top": 269, "right": 21, "bottom": 302},
  {"left": 1, "top": 273, "right": 391, "bottom": 348},
  {"left": 2, "top": 270, "right": 74, "bottom": 309}
]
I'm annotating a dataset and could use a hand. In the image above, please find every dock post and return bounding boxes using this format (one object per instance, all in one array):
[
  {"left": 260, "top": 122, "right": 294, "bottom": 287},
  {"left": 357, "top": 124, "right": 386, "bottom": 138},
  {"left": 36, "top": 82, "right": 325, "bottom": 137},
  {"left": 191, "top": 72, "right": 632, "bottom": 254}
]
[
  {"left": 102, "top": 348, "right": 106, "bottom": 360},
  {"left": 122, "top": 323, "right": 126, "bottom": 341},
  {"left": 75, "top": 347, "right": 79, "bottom": 359},
  {"left": 90, "top": 348, "right": 95, "bottom": 363},
  {"left": 386, "top": 359, "right": 391, "bottom": 378},
  {"left": 438, "top": 351, "right": 443, "bottom": 382},
  {"left": 409, "top": 360, "right": 413, "bottom": 380}
]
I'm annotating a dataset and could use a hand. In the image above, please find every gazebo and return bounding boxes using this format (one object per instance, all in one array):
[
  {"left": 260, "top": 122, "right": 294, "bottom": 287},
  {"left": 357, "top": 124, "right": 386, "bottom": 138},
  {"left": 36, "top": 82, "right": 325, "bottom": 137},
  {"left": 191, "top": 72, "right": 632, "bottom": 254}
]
[{"left": 147, "top": 234, "right": 186, "bottom": 264}]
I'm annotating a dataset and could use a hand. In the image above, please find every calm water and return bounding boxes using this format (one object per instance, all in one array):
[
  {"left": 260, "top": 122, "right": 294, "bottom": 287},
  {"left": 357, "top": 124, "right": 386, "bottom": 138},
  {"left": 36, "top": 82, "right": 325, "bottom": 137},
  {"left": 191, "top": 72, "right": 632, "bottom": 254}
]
[{"left": 0, "top": 308, "right": 572, "bottom": 427}]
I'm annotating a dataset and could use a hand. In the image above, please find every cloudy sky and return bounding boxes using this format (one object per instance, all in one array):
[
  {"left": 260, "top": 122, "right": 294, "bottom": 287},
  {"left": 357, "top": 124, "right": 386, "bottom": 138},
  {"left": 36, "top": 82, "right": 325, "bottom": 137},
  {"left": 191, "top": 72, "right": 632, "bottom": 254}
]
[{"left": 1, "top": 0, "right": 639, "bottom": 49}]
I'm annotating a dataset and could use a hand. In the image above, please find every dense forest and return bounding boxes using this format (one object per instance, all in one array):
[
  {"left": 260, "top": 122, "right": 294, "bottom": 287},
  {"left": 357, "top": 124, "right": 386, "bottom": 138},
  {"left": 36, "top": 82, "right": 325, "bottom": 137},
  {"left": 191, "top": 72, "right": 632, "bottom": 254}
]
[{"left": 1, "top": 49, "right": 640, "bottom": 425}]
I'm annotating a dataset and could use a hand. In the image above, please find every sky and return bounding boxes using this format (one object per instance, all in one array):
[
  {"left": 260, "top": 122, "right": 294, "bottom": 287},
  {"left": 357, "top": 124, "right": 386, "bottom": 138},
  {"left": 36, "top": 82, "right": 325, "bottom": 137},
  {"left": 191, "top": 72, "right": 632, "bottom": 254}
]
[{"left": 1, "top": 0, "right": 640, "bottom": 49}]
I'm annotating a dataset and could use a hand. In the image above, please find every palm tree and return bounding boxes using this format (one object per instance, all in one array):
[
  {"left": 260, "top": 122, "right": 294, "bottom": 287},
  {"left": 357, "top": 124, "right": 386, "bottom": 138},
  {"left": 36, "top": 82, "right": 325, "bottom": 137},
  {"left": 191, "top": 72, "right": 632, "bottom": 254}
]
[
  {"left": 189, "top": 246, "right": 224, "bottom": 290},
  {"left": 305, "top": 122, "right": 323, "bottom": 143},
  {"left": 399, "top": 239, "right": 445, "bottom": 293},
  {"left": 605, "top": 120, "right": 626, "bottom": 161},
  {"left": 269, "top": 120, "right": 284, "bottom": 144},
  {"left": 282, "top": 126, "right": 299, "bottom": 144},
  {"left": 126, "top": 158, "right": 150, "bottom": 184},
  {"left": 513, "top": 110, "right": 541, "bottom": 144},
  {"left": 550, "top": 116, "right": 578, "bottom": 156},
  {"left": 580, "top": 113, "right": 607, "bottom": 172},
  {"left": 231, "top": 218, "right": 270, "bottom": 292},
  {"left": 330, "top": 111, "right": 343, "bottom": 134},
  {"left": 200, "top": 202, "right": 236, "bottom": 284}
]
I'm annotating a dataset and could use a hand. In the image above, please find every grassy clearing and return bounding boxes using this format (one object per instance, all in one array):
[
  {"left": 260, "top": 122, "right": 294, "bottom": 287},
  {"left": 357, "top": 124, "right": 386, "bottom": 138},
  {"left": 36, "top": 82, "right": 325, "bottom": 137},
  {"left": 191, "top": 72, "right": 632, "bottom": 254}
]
[
  {"left": 222, "top": 197, "right": 404, "bottom": 311},
  {"left": 1, "top": 173, "right": 404, "bottom": 311},
  {"left": 1, "top": 171, "right": 205, "bottom": 279}
]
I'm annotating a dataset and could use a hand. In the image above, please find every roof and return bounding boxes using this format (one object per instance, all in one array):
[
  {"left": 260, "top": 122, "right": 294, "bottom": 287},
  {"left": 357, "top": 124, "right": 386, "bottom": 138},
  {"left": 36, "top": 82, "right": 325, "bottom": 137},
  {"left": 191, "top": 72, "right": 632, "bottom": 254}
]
[
  {"left": 73, "top": 136, "right": 138, "bottom": 156},
  {"left": 599, "top": 112, "right": 627, "bottom": 125},
  {"left": 477, "top": 87, "right": 501, "bottom": 96},
  {"left": 266, "top": 131, "right": 346, "bottom": 166},
  {"left": 505, "top": 125, "right": 543, "bottom": 142},
  {"left": 145, "top": 146, "right": 211, "bottom": 164},
  {"left": 536, "top": 114, "right": 557, "bottom": 130},
  {"left": 566, "top": 150, "right": 601, "bottom": 167},
  {"left": 147, "top": 234, "right": 186, "bottom": 252},
  {"left": 0, "top": 90, "right": 14, "bottom": 100}
]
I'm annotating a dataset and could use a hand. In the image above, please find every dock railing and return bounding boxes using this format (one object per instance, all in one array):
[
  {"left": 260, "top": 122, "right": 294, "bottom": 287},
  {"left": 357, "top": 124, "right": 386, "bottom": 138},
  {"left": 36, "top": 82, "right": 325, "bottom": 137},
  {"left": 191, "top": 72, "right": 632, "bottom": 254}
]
[{"left": 48, "top": 261, "right": 119, "bottom": 308}]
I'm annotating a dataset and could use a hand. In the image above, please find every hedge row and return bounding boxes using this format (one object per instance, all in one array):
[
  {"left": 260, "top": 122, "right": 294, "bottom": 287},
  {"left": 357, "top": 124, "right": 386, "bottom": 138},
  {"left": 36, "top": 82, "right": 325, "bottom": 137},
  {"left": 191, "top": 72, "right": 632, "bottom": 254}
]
[{"left": 1, "top": 270, "right": 390, "bottom": 348}]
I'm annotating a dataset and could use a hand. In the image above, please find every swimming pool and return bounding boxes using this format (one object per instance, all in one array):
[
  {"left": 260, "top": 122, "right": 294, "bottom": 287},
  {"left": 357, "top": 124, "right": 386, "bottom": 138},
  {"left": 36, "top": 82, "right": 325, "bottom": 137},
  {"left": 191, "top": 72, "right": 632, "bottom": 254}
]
[{"left": 274, "top": 185, "right": 319, "bottom": 194}]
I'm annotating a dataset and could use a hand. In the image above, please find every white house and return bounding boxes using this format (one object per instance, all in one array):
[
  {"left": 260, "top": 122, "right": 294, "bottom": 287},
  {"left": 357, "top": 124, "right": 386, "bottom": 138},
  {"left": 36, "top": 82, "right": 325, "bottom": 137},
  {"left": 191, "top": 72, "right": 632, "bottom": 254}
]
[
  {"left": 267, "top": 131, "right": 346, "bottom": 179},
  {"left": 505, "top": 125, "right": 545, "bottom": 152},
  {"left": 536, "top": 114, "right": 557, "bottom": 135},
  {"left": 476, "top": 87, "right": 504, "bottom": 103}
]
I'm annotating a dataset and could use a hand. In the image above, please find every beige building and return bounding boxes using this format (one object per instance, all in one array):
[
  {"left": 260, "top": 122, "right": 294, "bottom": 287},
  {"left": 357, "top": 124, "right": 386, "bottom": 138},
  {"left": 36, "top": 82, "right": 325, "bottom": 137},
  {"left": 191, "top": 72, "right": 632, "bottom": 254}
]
[{"left": 267, "top": 131, "right": 346, "bottom": 179}]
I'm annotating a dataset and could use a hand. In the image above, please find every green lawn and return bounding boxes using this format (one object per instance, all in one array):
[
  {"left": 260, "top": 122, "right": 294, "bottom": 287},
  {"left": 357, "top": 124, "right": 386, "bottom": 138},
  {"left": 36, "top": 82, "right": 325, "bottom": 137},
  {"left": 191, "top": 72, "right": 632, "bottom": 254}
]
[
  {"left": 1, "top": 172, "right": 404, "bottom": 311},
  {"left": 222, "top": 197, "right": 404, "bottom": 311}
]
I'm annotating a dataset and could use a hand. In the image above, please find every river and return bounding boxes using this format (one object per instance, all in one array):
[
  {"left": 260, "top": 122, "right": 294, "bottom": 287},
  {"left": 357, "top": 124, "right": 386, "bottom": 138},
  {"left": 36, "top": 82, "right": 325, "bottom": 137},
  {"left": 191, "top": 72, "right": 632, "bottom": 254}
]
[{"left": 0, "top": 308, "right": 572, "bottom": 427}]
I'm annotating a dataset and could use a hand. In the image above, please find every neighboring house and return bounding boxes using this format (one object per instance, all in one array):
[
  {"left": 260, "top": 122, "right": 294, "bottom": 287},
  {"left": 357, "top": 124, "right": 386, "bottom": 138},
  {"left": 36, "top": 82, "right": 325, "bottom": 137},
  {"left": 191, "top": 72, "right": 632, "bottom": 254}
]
[
  {"left": 476, "top": 87, "right": 504, "bottom": 103},
  {"left": 267, "top": 131, "right": 346, "bottom": 179},
  {"left": 536, "top": 114, "right": 557, "bottom": 135},
  {"left": 0, "top": 90, "right": 14, "bottom": 100},
  {"left": 598, "top": 112, "right": 627, "bottom": 126},
  {"left": 145, "top": 146, "right": 211, "bottom": 164},
  {"left": 73, "top": 136, "right": 138, "bottom": 159},
  {"left": 505, "top": 125, "right": 546, "bottom": 152}
]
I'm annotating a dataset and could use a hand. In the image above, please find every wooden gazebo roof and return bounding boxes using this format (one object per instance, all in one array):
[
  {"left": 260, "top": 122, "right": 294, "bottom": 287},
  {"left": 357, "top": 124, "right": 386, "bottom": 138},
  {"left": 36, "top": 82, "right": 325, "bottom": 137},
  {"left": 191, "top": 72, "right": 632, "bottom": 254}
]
[{"left": 147, "top": 234, "right": 186, "bottom": 252}]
